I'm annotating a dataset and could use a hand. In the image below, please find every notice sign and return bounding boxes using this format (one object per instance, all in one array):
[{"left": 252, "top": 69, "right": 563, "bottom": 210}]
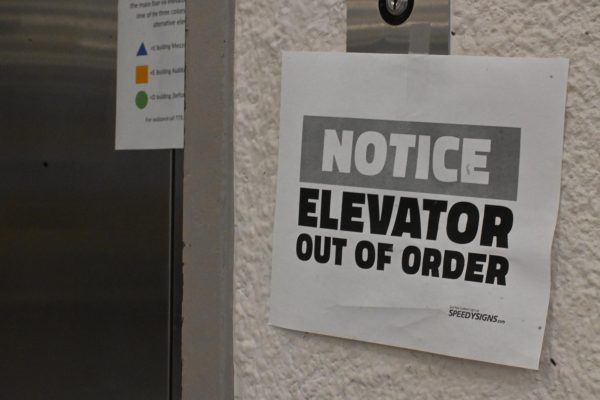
[
  {"left": 270, "top": 52, "right": 569, "bottom": 369},
  {"left": 116, "top": 0, "right": 185, "bottom": 150}
]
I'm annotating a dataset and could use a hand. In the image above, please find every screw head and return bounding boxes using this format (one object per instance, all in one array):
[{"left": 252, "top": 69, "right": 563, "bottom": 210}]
[{"left": 386, "top": 0, "right": 409, "bottom": 16}]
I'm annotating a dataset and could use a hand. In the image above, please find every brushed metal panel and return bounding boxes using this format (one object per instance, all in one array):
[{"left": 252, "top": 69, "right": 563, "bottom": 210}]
[
  {"left": 348, "top": 0, "right": 450, "bottom": 54},
  {"left": 0, "top": 1, "right": 173, "bottom": 399}
]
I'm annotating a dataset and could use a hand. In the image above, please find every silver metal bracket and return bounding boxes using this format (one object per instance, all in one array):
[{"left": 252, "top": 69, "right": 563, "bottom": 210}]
[{"left": 347, "top": 0, "right": 451, "bottom": 54}]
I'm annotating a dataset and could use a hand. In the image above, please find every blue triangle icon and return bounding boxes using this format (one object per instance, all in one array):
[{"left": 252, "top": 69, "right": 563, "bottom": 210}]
[{"left": 137, "top": 43, "right": 148, "bottom": 56}]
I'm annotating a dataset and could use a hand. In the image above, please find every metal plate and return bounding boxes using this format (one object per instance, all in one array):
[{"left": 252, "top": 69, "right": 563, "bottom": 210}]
[
  {"left": 0, "top": 1, "right": 176, "bottom": 399},
  {"left": 347, "top": 0, "right": 451, "bottom": 54}
]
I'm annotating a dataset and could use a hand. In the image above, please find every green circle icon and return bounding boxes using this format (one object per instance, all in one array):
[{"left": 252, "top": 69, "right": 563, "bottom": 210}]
[{"left": 135, "top": 91, "right": 149, "bottom": 109}]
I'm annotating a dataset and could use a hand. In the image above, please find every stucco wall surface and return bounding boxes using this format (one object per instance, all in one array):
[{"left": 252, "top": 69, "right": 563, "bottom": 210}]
[{"left": 233, "top": 1, "right": 600, "bottom": 398}]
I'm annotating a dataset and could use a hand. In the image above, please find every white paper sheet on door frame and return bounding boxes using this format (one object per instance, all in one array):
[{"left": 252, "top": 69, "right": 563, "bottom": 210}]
[{"left": 116, "top": 0, "right": 185, "bottom": 150}]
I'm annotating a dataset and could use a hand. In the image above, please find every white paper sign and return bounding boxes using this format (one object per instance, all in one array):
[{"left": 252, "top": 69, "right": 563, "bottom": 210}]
[
  {"left": 270, "top": 52, "right": 569, "bottom": 369},
  {"left": 116, "top": 0, "right": 185, "bottom": 150}
]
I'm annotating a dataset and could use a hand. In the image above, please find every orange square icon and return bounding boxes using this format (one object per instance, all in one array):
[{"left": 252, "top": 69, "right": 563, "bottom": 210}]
[{"left": 136, "top": 65, "right": 149, "bottom": 84}]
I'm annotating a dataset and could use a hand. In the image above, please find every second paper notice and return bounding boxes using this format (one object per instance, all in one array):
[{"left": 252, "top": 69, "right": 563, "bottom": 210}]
[{"left": 269, "top": 52, "right": 569, "bottom": 369}]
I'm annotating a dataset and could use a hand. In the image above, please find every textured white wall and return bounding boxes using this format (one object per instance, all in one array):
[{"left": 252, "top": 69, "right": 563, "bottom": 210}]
[{"left": 233, "top": 1, "right": 600, "bottom": 398}]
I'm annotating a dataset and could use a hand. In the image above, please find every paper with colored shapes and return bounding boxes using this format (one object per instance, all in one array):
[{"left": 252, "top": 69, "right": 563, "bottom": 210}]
[{"left": 116, "top": 0, "right": 185, "bottom": 150}]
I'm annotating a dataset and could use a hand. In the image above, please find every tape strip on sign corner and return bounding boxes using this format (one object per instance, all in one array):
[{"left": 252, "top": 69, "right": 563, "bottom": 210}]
[{"left": 270, "top": 51, "right": 568, "bottom": 369}]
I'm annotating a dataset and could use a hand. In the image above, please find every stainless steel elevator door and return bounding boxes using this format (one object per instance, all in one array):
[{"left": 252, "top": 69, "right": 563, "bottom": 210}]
[{"left": 0, "top": 1, "right": 174, "bottom": 399}]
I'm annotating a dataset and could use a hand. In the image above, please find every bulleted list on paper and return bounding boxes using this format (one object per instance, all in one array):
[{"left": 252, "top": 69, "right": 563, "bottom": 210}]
[{"left": 116, "top": 0, "right": 185, "bottom": 150}]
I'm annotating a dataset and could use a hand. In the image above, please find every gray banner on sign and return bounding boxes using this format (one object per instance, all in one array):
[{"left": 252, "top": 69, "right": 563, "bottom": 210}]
[{"left": 300, "top": 116, "right": 521, "bottom": 201}]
